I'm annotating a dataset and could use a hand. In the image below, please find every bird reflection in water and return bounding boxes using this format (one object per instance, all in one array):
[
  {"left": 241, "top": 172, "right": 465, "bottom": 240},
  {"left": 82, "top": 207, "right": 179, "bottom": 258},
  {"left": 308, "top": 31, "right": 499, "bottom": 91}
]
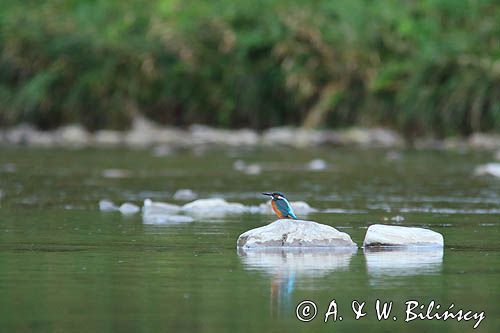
[
  {"left": 238, "top": 248, "right": 356, "bottom": 319},
  {"left": 270, "top": 268, "right": 296, "bottom": 318}
]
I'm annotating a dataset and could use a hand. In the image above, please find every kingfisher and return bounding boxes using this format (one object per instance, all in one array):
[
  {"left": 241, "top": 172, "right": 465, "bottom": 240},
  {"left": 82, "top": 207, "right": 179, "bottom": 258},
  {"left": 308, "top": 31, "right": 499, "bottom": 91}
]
[{"left": 262, "top": 192, "right": 298, "bottom": 220}]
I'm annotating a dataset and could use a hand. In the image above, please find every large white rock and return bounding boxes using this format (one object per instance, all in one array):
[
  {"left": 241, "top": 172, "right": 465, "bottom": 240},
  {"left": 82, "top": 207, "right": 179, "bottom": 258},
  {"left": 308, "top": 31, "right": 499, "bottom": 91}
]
[
  {"left": 237, "top": 219, "right": 357, "bottom": 248},
  {"left": 363, "top": 224, "right": 444, "bottom": 247},
  {"left": 182, "top": 198, "right": 248, "bottom": 217}
]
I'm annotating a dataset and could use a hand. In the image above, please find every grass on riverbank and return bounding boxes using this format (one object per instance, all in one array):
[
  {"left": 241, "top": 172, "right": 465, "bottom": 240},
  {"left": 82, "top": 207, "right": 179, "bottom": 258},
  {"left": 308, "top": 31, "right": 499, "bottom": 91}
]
[{"left": 1, "top": 0, "right": 499, "bottom": 138}]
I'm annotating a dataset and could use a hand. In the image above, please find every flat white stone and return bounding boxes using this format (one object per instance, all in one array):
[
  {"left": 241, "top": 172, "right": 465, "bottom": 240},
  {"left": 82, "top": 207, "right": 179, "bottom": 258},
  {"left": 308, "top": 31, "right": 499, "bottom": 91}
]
[
  {"left": 182, "top": 198, "right": 248, "bottom": 217},
  {"left": 237, "top": 219, "right": 357, "bottom": 248},
  {"left": 363, "top": 224, "right": 444, "bottom": 247},
  {"left": 119, "top": 203, "right": 140, "bottom": 215}
]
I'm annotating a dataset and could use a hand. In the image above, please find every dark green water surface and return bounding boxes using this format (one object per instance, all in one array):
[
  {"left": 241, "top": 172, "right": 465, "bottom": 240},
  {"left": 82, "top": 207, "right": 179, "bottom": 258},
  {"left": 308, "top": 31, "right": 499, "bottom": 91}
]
[{"left": 0, "top": 147, "right": 499, "bottom": 332}]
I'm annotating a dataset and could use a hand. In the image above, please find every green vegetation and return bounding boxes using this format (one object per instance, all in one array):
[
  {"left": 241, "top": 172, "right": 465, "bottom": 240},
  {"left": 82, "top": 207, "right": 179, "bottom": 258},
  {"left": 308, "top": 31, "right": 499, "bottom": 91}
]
[{"left": 1, "top": 0, "right": 499, "bottom": 137}]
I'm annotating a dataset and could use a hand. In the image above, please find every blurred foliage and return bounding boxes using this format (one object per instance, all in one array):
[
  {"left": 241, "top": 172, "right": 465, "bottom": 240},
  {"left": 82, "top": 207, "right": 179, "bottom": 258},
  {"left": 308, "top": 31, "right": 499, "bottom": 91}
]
[{"left": 0, "top": 0, "right": 499, "bottom": 136}]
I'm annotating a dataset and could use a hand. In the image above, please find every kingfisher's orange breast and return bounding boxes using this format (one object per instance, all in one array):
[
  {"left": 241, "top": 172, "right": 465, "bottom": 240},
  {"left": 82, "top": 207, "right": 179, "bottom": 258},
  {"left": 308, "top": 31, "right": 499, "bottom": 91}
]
[{"left": 271, "top": 200, "right": 285, "bottom": 218}]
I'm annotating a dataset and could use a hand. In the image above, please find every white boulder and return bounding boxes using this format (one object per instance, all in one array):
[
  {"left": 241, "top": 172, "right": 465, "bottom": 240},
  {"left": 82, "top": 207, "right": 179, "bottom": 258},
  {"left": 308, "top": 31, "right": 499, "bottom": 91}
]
[
  {"left": 363, "top": 224, "right": 444, "bottom": 247},
  {"left": 237, "top": 219, "right": 357, "bottom": 248}
]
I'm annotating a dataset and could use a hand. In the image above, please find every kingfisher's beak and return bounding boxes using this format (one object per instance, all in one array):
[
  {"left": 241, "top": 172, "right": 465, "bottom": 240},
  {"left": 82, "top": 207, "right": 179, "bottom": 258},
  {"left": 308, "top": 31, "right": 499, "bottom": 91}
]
[{"left": 262, "top": 192, "right": 273, "bottom": 197}]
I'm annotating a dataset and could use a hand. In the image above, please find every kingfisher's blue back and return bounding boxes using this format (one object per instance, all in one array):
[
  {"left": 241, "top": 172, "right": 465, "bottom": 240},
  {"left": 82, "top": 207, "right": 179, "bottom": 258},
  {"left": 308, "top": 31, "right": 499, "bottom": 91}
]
[{"left": 272, "top": 197, "right": 298, "bottom": 219}]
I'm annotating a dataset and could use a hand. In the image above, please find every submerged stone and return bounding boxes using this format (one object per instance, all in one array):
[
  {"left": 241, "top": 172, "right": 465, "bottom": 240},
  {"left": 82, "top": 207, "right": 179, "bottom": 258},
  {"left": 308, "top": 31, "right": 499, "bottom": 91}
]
[
  {"left": 182, "top": 198, "right": 248, "bottom": 217},
  {"left": 142, "top": 199, "right": 189, "bottom": 224},
  {"left": 363, "top": 224, "right": 444, "bottom": 247},
  {"left": 173, "top": 189, "right": 198, "bottom": 201},
  {"left": 99, "top": 199, "right": 118, "bottom": 212},
  {"left": 101, "top": 168, "right": 130, "bottom": 179},
  {"left": 237, "top": 219, "right": 357, "bottom": 248},
  {"left": 307, "top": 159, "right": 328, "bottom": 171},
  {"left": 143, "top": 199, "right": 182, "bottom": 214},
  {"left": 119, "top": 203, "right": 140, "bottom": 215},
  {"left": 143, "top": 214, "right": 194, "bottom": 224}
]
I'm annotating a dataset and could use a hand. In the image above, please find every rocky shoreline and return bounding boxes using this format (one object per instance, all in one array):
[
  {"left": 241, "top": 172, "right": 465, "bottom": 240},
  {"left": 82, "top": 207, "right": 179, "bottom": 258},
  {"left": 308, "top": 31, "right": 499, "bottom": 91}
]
[{"left": 1, "top": 116, "right": 500, "bottom": 150}]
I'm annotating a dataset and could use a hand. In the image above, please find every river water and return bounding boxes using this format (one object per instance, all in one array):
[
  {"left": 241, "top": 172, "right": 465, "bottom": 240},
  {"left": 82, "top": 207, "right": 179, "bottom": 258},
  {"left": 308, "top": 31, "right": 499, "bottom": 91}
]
[{"left": 0, "top": 147, "right": 499, "bottom": 332}]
